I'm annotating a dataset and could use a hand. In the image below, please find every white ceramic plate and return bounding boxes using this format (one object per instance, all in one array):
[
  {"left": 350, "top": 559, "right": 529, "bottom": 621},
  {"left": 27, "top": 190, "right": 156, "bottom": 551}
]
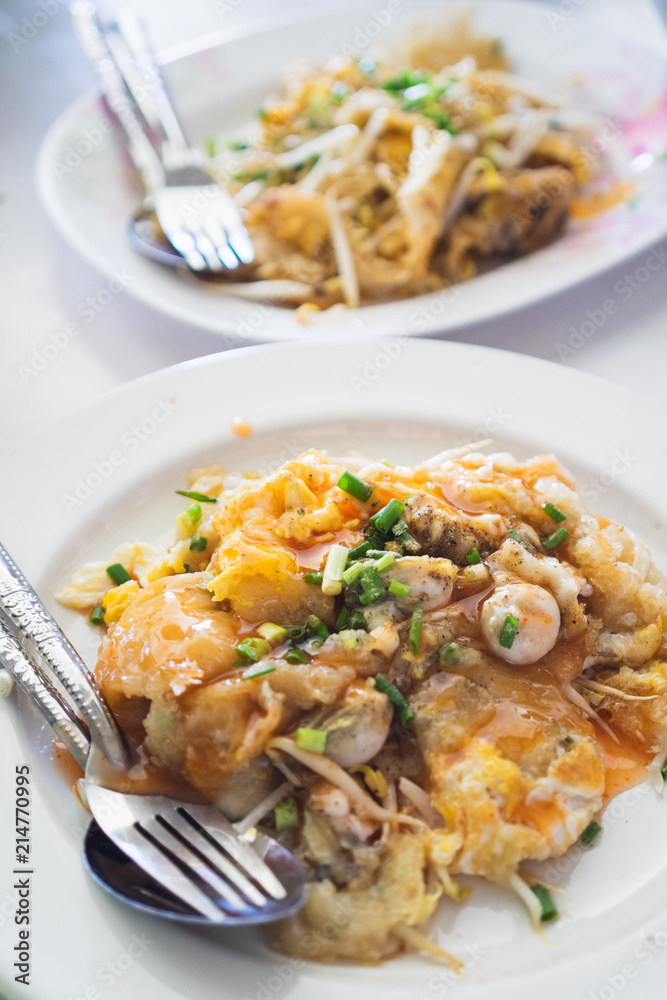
[
  {"left": 1, "top": 337, "right": 667, "bottom": 999},
  {"left": 36, "top": 0, "right": 667, "bottom": 343}
]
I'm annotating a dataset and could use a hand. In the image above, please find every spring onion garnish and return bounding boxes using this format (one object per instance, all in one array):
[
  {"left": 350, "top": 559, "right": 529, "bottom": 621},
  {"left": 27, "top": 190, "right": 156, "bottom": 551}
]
[
  {"left": 374, "top": 675, "right": 414, "bottom": 727},
  {"left": 388, "top": 580, "right": 410, "bottom": 598},
  {"left": 530, "top": 885, "right": 557, "bottom": 922},
  {"left": 543, "top": 527, "right": 571, "bottom": 551},
  {"left": 348, "top": 610, "right": 368, "bottom": 631},
  {"left": 106, "top": 563, "right": 132, "bottom": 586},
  {"left": 242, "top": 662, "right": 277, "bottom": 681},
  {"left": 285, "top": 648, "right": 310, "bottom": 664},
  {"left": 322, "top": 544, "right": 348, "bottom": 595},
  {"left": 175, "top": 490, "right": 217, "bottom": 503},
  {"left": 304, "top": 571, "right": 323, "bottom": 586},
  {"left": 439, "top": 640, "right": 465, "bottom": 666},
  {"left": 306, "top": 614, "right": 329, "bottom": 643},
  {"left": 348, "top": 539, "right": 373, "bottom": 560},
  {"left": 508, "top": 529, "right": 528, "bottom": 549},
  {"left": 189, "top": 536, "right": 208, "bottom": 552},
  {"left": 499, "top": 614, "right": 519, "bottom": 649},
  {"left": 563, "top": 735, "right": 574, "bottom": 744},
  {"left": 335, "top": 606, "right": 350, "bottom": 631},
  {"left": 373, "top": 552, "right": 396, "bottom": 574},
  {"left": 358, "top": 566, "right": 386, "bottom": 606},
  {"left": 370, "top": 498, "right": 405, "bottom": 535},
  {"left": 465, "top": 547, "right": 482, "bottom": 565},
  {"left": 285, "top": 626, "right": 308, "bottom": 642},
  {"left": 343, "top": 561, "right": 364, "bottom": 586},
  {"left": 580, "top": 820, "right": 601, "bottom": 845},
  {"left": 336, "top": 470, "right": 374, "bottom": 503},
  {"left": 274, "top": 799, "right": 299, "bottom": 831},
  {"left": 236, "top": 637, "right": 271, "bottom": 663},
  {"left": 257, "top": 622, "right": 287, "bottom": 646},
  {"left": 409, "top": 605, "right": 423, "bottom": 657},
  {"left": 295, "top": 727, "right": 327, "bottom": 753},
  {"left": 661, "top": 758, "right": 667, "bottom": 781},
  {"left": 391, "top": 520, "right": 422, "bottom": 553},
  {"left": 89, "top": 605, "right": 105, "bottom": 625},
  {"left": 543, "top": 502, "right": 567, "bottom": 523},
  {"left": 182, "top": 502, "right": 202, "bottom": 528}
]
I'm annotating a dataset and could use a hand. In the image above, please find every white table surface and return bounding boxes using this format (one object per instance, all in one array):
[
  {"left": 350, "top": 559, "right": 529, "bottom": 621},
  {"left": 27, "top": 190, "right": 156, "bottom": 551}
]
[{"left": 1, "top": 2, "right": 667, "bottom": 998}]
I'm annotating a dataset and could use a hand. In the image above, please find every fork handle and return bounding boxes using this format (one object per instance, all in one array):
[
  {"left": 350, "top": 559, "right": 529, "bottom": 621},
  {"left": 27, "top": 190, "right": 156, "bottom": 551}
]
[
  {"left": 0, "top": 542, "right": 130, "bottom": 769},
  {"left": 111, "top": 10, "right": 192, "bottom": 163},
  {"left": 70, "top": 1, "right": 165, "bottom": 192},
  {"left": 0, "top": 621, "right": 90, "bottom": 769}
]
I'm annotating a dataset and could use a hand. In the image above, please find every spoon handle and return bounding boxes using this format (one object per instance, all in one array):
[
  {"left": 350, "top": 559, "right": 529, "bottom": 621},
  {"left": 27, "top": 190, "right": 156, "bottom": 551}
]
[{"left": 0, "top": 542, "right": 130, "bottom": 769}]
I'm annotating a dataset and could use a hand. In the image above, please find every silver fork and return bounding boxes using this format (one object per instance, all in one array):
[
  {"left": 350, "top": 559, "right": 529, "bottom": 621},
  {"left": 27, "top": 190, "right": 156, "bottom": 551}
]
[
  {"left": 0, "top": 543, "right": 304, "bottom": 924},
  {"left": 70, "top": 2, "right": 255, "bottom": 273}
]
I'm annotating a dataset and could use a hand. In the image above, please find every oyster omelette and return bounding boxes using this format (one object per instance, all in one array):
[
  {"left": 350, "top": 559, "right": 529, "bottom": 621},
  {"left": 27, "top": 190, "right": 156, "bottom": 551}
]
[{"left": 59, "top": 448, "right": 667, "bottom": 967}]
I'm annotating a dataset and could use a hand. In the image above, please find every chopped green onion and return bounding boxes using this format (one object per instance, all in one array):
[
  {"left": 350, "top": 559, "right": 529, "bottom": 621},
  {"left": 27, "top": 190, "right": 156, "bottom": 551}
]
[
  {"left": 285, "top": 626, "right": 307, "bottom": 642},
  {"left": 189, "top": 535, "right": 208, "bottom": 552},
  {"left": 285, "top": 648, "right": 309, "bottom": 664},
  {"left": 106, "top": 563, "right": 132, "bottom": 586},
  {"left": 369, "top": 498, "right": 405, "bottom": 535},
  {"left": 391, "top": 520, "right": 421, "bottom": 552},
  {"left": 175, "top": 490, "right": 217, "bottom": 503},
  {"left": 388, "top": 580, "right": 410, "bottom": 598},
  {"left": 439, "top": 640, "right": 465, "bottom": 666},
  {"left": 499, "top": 614, "right": 519, "bottom": 649},
  {"left": 563, "top": 735, "right": 574, "bottom": 744},
  {"left": 465, "top": 547, "right": 482, "bottom": 565},
  {"left": 304, "top": 571, "right": 323, "bottom": 586},
  {"left": 306, "top": 615, "right": 329, "bottom": 643},
  {"left": 257, "top": 622, "right": 287, "bottom": 647},
  {"left": 543, "top": 502, "right": 567, "bottom": 523},
  {"left": 508, "top": 529, "right": 528, "bottom": 548},
  {"left": 543, "top": 527, "right": 571, "bottom": 551},
  {"left": 348, "top": 539, "right": 373, "bottom": 560},
  {"left": 322, "top": 544, "right": 348, "bottom": 596},
  {"left": 242, "top": 662, "right": 277, "bottom": 680},
  {"left": 580, "top": 820, "right": 601, "bottom": 845},
  {"left": 227, "top": 139, "right": 250, "bottom": 151},
  {"left": 343, "top": 561, "right": 364, "bottom": 586},
  {"left": 236, "top": 638, "right": 271, "bottom": 664},
  {"left": 89, "top": 605, "right": 105, "bottom": 625},
  {"left": 181, "top": 502, "right": 202, "bottom": 528},
  {"left": 374, "top": 674, "right": 414, "bottom": 726},
  {"left": 373, "top": 552, "right": 396, "bottom": 574},
  {"left": 274, "top": 799, "right": 299, "bottom": 830},
  {"left": 409, "top": 605, "right": 423, "bottom": 656},
  {"left": 661, "top": 758, "right": 667, "bottom": 781},
  {"left": 334, "top": 606, "right": 350, "bottom": 631},
  {"left": 348, "top": 610, "right": 367, "bottom": 631},
  {"left": 531, "top": 884, "right": 557, "bottom": 922},
  {"left": 336, "top": 470, "right": 374, "bottom": 503},
  {"left": 204, "top": 136, "right": 217, "bottom": 157},
  {"left": 358, "top": 566, "right": 386, "bottom": 606},
  {"left": 295, "top": 727, "right": 327, "bottom": 753},
  {"left": 297, "top": 508, "right": 305, "bottom": 516}
]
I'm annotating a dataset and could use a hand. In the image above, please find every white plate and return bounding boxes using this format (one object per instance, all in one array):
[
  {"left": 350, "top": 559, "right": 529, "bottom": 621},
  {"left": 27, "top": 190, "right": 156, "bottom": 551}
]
[
  {"left": 37, "top": 0, "right": 667, "bottom": 343},
  {"left": 1, "top": 337, "right": 667, "bottom": 999}
]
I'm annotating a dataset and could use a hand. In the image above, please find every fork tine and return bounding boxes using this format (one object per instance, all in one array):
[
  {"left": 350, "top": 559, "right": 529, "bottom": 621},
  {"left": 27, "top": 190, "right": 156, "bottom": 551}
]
[
  {"left": 102, "top": 819, "right": 230, "bottom": 921},
  {"left": 189, "top": 229, "right": 225, "bottom": 272},
  {"left": 180, "top": 804, "right": 287, "bottom": 900},
  {"left": 152, "top": 811, "right": 268, "bottom": 906},
  {"left": 226, "top": 223, "right": 255, "bottom": 265},
  {"left": 160, "top": 224, "right": 208, "bottom": 271},
  {"left": 200, "top": 214, "right": 240, "bottom": 270}
]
